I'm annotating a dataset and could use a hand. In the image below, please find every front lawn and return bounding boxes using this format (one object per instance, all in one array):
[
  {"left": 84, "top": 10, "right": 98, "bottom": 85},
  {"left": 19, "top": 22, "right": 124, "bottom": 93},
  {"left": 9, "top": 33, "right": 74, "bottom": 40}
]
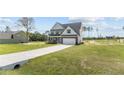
[
  {"left": 0, "top": 42, "right": 55, "bottom": 55},
  {"left": 1, "top": 40, "right": 124, "bottom": 75}
]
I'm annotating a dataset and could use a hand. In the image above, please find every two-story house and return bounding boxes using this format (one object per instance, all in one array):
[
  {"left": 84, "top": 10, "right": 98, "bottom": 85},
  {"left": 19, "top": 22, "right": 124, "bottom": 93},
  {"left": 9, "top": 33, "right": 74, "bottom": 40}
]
[{"left": 47, "top": 22, "right": 83, "bottom": 45}]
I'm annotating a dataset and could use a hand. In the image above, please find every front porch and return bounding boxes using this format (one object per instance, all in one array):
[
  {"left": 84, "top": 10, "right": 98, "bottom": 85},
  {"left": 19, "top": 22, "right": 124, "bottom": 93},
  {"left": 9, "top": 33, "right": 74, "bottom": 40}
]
[
  {"left": 47, "top": 35, "right": 79, "bottom": 45},
  {"left": 47, "top": 36, "right": 62, "bottom": 44}
]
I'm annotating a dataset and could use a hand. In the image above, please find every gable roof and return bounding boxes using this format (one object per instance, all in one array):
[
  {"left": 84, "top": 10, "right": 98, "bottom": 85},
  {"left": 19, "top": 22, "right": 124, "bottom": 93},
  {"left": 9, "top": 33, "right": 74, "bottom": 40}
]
[
  {"left": 50, "top": 22, "right": 82, "bottom": 35},
  {"left": 61, "top": 22, "right": 81, "bottom": 35},
  {"left": 51, "top": 22, "right": 65, "bottom": 30}
]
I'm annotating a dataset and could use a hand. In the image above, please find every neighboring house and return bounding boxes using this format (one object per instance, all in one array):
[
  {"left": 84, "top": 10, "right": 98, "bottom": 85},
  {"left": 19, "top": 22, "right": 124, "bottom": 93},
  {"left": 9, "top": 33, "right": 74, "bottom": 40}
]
[
  {"left": 47, "top": 22, "right": 83, "bottom": 45},
  {"left": 44, "top": 30, "right": 50, "bottom": 36},
  {"left": 0, "top": 31, "right": 28, "bottom": 44}
]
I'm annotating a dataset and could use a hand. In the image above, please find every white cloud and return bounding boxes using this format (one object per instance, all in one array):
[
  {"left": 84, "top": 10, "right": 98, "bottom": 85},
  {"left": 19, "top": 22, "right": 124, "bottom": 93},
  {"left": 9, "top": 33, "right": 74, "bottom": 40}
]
[
  {"left": 0, "top": 24, "right": 6, "bottom": 31},
  {"left": 97, "top": 21, "right": 122, "bottom": 31},
  {"left": 69, "top": 17, "right": 105, "bottom": 22},
  {"left": 68, "top": 17, "right": 105, "bottom": 27},
  {"left": 69, "top": 17, "right": 122, "bottom": 31},
  {"left": 111, "top": 17, "right": 124, "bottom": 21},
  {"left": 0, "top": 18, "right": 12, "bottom": 24},
  {"left": 0, "top": 18, "right": 15, "bottom": 31}
]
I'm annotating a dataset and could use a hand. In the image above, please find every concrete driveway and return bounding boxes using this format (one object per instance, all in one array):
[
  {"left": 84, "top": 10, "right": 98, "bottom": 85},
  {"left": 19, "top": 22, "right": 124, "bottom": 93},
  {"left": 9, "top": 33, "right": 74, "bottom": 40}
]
[{"left": 0, "top": 45, "right": 72, "bottom": 69}]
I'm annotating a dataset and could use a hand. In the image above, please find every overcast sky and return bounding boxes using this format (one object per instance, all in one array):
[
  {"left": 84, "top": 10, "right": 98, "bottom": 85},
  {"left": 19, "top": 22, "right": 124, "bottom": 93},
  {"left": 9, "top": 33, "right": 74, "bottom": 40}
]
[{"left": 0, "top": 17, "right": 124, "bottom": 37}]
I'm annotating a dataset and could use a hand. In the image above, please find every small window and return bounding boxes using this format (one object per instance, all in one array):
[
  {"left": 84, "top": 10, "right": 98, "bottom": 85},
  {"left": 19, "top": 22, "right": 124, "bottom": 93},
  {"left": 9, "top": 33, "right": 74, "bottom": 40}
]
[
  {"left": 67, "top": 29, "right": 71, "bottom": 33},
  {"left": 59, "top": 32, "right": 61, "bottom": 34},
  {"left": 14, "top": 64, "right": 20, "bottom": 69},
  {"left": 11, "top": 34, "right": 14, "bottom": 39},
  {"left": 53, "top": 31, "right": 56, "bottom": 34}
]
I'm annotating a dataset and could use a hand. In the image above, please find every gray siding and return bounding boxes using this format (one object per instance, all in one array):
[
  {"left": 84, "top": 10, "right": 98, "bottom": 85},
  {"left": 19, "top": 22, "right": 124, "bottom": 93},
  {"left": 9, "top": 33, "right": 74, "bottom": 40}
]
[{"left": 0, "top": 31, "right": 28, "bottom": 43}]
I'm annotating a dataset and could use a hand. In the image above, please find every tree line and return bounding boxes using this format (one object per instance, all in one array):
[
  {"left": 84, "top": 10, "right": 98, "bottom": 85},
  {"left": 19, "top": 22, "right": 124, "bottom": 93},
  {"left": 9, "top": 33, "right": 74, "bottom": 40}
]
[{"left": 29, "top": 31, "right": 47, "bottom": 41}]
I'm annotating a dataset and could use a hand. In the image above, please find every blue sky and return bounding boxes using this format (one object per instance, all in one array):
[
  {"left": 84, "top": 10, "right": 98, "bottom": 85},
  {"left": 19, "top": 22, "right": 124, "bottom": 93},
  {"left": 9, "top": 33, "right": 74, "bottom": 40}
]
[{"left": 0, "top": 17, "right": 124, "bottom": 37}]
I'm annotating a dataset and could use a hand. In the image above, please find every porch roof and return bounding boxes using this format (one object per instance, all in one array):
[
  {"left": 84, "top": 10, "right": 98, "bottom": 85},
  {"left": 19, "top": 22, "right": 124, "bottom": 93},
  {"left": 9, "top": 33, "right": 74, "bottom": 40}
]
[{"left": 48, "top": 35, "right": 77, "bottom": 38}]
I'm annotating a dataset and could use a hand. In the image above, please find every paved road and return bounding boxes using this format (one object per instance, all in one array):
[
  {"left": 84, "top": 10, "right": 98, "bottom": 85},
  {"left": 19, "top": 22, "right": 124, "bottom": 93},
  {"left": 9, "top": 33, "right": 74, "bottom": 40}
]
[{"left": 0, "top": 45, "right": 72, "bottom": 69}]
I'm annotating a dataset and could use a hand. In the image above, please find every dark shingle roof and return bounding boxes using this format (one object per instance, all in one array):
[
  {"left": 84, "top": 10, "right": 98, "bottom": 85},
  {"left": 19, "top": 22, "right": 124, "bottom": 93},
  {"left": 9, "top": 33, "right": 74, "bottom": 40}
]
[
  {"left": 61, "top": 22, "right": 81, "bottom": 35},
  {"left": 50, "top": 22, "right": 82, "bottom": 36}
]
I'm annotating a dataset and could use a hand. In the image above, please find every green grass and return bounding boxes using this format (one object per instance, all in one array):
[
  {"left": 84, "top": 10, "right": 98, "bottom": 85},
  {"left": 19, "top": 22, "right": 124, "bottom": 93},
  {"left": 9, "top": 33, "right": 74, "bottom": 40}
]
[
  {"left": 1, "top": 40, "right": 124, "bottom": 75},
  {"left": 95, "top": 39, "right": 124, "bottom": 45},
  {"left": 85, "top": 39, "right": 124, "bottom": 45},
  {"left": 0, "top": 42, "right": 55, "bottom": 55}
]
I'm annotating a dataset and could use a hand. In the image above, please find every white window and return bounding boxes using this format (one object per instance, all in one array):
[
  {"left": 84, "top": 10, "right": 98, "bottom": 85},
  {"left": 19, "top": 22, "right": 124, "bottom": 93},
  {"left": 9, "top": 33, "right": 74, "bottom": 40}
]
[
  {"left": 59, "top": 32, "right": 61, "bottom": 34},
  {"left": 67, "top": 29, "right": 71, "bottom": 33}
]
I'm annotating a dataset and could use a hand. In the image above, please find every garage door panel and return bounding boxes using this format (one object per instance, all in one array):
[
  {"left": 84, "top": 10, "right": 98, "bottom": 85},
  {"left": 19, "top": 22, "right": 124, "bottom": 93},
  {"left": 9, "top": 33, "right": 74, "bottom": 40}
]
[{"left": 63, "top": 38, "right": 76, "bottom": 45}]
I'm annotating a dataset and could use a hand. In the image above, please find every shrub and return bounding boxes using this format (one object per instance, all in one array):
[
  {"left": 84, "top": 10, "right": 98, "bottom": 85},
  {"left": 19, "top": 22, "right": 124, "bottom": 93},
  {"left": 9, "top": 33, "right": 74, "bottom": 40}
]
[{"left": 29, "top": 31, "right": 47, "bottom": 41}]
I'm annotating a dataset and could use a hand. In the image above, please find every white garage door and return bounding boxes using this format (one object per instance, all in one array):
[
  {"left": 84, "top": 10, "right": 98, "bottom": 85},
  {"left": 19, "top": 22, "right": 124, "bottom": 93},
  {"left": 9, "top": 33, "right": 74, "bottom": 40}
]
[{"left": 63, "top": 38, "right": 76, "bottom": 45}]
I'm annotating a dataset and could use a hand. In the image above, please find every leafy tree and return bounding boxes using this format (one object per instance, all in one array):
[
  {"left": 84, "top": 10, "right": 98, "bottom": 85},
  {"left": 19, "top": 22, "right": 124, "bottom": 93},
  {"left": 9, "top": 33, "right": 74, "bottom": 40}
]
[
  {"left": 83, "top": 26, "right": 87, "bottom": 31},
  {"left": 5, "top": 26, "right": 11, "bottom": 32},
  {"left": 96, "top": 26, "right": 99, "bottom": 38},
  {"left": 29, "top": 31, "right": 47, "bottom": 41},
  {"left": 87, "top": 26, "right": 93, "bottom": 38},
  {"left": 18, "top": 17, "right": 34, "bottom": 41}
]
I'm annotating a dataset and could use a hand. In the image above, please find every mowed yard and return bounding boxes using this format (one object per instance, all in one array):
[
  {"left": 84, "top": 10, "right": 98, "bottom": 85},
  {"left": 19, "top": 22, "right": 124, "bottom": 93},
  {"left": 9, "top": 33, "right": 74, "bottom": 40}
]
[
  {"left": 0, "top": 42, "right": 54, "bottom": 55},
  {"left": 0, "top": 40, "right": 124, "bottom": 75}
]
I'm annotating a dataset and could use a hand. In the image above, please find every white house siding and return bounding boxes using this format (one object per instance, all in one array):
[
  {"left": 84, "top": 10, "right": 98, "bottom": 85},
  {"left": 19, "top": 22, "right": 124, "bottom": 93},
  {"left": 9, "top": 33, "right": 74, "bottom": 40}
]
[
  {"left": 0, "top": 33, "right": 12, "bottom": 39},
  {"left": 61, "top": 26, "right": 77, "bottom": 35},
  {"left": 61, "top": 26, "right": 82, "bottom": 45},
  {"left": 49, "top": 22, "right": 83, "bottom": 45},
  {"left": 0, "top": 31, "right": 28, "bottom": 43},
  {"left": 14, "top": 32, "right": 28, "bottom": 43},
  {"left": 80, "top": 24, "right": 83, "bottom": 42},
  {"left": 77, "top": 35, "right": 81, "bottom": 44}
]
